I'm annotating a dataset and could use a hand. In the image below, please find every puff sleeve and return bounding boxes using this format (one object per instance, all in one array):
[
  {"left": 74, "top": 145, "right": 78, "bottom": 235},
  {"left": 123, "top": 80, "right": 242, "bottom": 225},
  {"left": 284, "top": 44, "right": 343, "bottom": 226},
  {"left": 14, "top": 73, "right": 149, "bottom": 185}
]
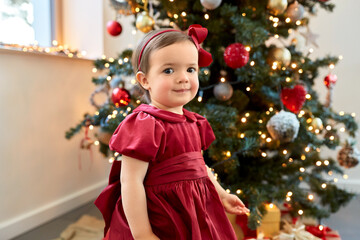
[
  {"left": 195, "top": 113, "right": 216, "bottom": 150},
  {"left": 109, "top": 111, "right": 165, "bottom": 162}
]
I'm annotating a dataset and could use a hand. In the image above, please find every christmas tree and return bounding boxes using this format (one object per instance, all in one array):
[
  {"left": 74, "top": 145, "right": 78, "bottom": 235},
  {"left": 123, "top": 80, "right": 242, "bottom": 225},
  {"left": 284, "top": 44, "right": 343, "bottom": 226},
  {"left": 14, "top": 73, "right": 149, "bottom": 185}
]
[{"left": 66, "top": 0, "right": 359, "bottom": 235}]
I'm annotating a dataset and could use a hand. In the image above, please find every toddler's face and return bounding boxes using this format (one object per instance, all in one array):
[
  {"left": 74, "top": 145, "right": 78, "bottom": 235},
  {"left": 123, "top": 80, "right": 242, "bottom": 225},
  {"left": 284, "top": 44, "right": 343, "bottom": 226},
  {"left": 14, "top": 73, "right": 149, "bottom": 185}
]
[{"left": 141, "top": 41, "right": 199, "bottom": 114}]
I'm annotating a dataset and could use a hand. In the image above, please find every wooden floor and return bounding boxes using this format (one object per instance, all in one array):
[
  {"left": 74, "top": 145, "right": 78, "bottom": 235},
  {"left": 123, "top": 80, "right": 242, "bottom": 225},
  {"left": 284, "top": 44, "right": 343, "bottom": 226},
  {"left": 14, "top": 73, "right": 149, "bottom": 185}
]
[{"left": 11, "top": 196, "right": 360, "bottom": 240}]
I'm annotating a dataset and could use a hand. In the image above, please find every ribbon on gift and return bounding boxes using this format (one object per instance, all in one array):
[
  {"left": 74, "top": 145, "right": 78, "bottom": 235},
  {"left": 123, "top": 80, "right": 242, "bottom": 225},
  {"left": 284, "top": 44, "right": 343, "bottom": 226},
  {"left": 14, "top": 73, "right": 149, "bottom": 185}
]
[
  {"left": 280, "top": 203, "right": 299, "bottom": 225},
  {"left": 305, "top": 225, "right": 341, "bottom": 240},
  {"left": 273, "top": 221, "right": 321, "bottom": 240}
]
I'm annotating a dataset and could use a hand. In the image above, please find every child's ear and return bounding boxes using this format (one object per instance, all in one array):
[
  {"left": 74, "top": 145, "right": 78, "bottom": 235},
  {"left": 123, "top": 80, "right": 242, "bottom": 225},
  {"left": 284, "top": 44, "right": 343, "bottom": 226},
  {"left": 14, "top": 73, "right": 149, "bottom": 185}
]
[{"left": 136, "top": 71, "right": 149, "bottom": 90}]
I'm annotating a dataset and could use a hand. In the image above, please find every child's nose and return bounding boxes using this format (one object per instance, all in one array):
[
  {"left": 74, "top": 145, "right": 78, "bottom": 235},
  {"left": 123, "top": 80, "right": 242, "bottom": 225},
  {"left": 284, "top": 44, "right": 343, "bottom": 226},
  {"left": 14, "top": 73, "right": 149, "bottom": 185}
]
[{"left": 177, "top": 71, "right": 190, "bottom": 83}]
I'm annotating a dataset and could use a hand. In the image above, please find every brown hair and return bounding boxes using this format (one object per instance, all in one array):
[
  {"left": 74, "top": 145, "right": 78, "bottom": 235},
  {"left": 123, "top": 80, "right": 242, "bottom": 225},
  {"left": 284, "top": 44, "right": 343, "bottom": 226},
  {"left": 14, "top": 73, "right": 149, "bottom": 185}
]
[{"left": 131, "top": 29, "right": 195, "bottom": 102}]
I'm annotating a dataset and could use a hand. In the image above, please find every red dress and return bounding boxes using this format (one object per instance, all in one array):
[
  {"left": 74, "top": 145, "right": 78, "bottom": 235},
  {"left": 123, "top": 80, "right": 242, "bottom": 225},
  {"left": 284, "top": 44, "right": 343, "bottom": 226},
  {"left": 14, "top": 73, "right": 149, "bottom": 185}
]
[{"left": 95, "top": 104, "right": 237, "bottom": 240}]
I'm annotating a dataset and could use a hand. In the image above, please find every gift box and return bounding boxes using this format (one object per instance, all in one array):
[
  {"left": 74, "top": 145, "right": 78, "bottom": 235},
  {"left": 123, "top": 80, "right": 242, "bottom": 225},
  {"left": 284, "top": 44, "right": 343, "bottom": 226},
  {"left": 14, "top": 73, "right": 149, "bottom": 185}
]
[
  {"left": 257, "top": 203, "right": 281, "bottom": 238},
  {"left": 274, "top": 221, "right": 321, "bottom": 240},
  {"left": 305, "top": 225, "right": 341, "bottom": 240}
]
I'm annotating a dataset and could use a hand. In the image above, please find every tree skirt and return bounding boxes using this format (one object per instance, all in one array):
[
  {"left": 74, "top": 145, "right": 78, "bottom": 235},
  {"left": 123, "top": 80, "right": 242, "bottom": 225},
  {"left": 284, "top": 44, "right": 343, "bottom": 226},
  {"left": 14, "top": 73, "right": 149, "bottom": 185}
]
[{"left": 53, "top": 215, "right": 104, "bottom": 240}]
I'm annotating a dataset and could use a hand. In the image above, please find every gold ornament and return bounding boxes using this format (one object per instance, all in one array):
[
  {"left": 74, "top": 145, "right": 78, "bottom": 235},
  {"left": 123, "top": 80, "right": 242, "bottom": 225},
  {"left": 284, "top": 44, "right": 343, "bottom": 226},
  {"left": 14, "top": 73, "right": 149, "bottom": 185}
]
[
  {"left": 110, "top": 0, "right": 133, "bottom": 16},
  {"left": 267, "top": 0, "right": 288, "bottom": 16},
  {"left": 267, "top": 47, "right": 291, "bottom": 67},
  {"left": 136, "top": 11, "right": 155, "bottom": 33},
  {"left": 310, "top": 117, "right": 323, "bottom": 131}
]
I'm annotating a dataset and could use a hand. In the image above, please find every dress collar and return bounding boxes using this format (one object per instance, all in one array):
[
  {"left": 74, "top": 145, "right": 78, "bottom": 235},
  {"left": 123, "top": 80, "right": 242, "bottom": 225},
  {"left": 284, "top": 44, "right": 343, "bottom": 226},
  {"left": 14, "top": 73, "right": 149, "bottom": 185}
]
[{"left": 133, "top": 104, "right": 197, "bottom": 123}]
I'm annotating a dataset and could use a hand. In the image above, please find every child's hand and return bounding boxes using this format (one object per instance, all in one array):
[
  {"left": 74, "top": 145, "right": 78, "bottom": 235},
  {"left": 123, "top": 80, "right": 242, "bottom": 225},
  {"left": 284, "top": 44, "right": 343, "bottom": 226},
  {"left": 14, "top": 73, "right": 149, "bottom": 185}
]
[{"left": 221, "top": 193, "right": 249, "bottom": 215}]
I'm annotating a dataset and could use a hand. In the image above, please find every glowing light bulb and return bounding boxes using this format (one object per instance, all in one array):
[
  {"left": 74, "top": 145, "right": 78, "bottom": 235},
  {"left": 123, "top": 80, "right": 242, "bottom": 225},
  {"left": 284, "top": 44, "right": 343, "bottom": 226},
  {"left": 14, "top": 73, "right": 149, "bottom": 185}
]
[
  {"left": 204, "top": 14, "right": 209, "bottom": 20},
  {"left": 261, "top": 152, "right": 267, "bottom": 157},
  {"left": 236, "top": 189, "right": 242, "bottom": 194},
  {"left": 287, "top": 191, "right": 293, "bottom": 197},
  {"left": 321, "top": 183, "right": 327, "bottom": 189},
  {"left": 226, "top": 189, "right": 231, "bottom": 193},
  {"left": 241, "top": 117, "right": 247, "bottom": 123},
  {"left": 324, "top": 160, "right": 329, "bottom": 165},
  {"left": 250, "top": 61, "right": 255, "bottom": 66},
  {"left": 298, "top": 209, "right": 304, "bottom": 215},
  {"left": 226, "top": 151, "right": 231, "bottom": 157},
  {"left": 308, "top": 194, "right": 314, "bottom": 200},
  {"left": 285, "top": 17, "right": 291, "bottom": 23},
  {"left": 300, "top": 167, "right": 305, "bottom": 172},
  {"left": 92, "top": 68, "right": 97, "bottom": 73}
]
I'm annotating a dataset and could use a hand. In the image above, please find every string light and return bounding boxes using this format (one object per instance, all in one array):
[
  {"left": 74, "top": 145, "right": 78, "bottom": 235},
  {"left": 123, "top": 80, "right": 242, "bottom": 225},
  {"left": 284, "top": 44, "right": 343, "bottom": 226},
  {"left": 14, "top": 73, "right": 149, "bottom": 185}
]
[
  {"left": 291, "top": 63, "right": 297, "bottom": 68},
  {"left": 114, "top": 152, "right": 120, "bottom": 157},
  {"left": 301, "top": 154, "right": 306, "bottom": 160},
  {"left": 118, "top": 59, "right": 123, "bottom": 64},
  {"left": 181, "top": 11, "right": 186, "bottom": 17},
  {"left": 274, "top": 34, "right": 279, "bottom": 38},
  {"left": 316, "top": 161, "right": 322, "bottom": 166},
  {"left": 246, "top": 87, "right": 251, "bottom": 91},
  {"left": 287, "top": 191, "right": 293, "bottom": 197},
  {"left": 220, "top": 77, "right": 226, "bottom": 82},
  {"left": 104, "top": 63, "right": 110, "bottom": 68},
  {"left": 92, "top": 68, "right": 97, "bottom": 73},
  {"left": 245, "top": 46, "right": 251, "bottom": 52},
  {"left": 173, "top": 13, "right": 178, "bottom": 19},
  {"left": 94, "top": 140, "right": 99, "bottom": 146},
  {"left": 109, "top": 157, "right": 115, "bottom": 163},
  {"left": 295, "top": 20, "right": 301, "bottom": 25},
  {"left": 89, "top": 125, "right": 94, "bottom": 130},
  {"left": 283, "top": 150, "right": 288, "bottom": 155},
  {"left": 305, "top": 146, "right": 310, "bottom": 152},
  {"left": 309, "top": 48, "right": 314, "bottom": 53},
  {"left": 106, "top": 76, "right": 112, "bottom": 81},
  {"left": 226, "top": 189, "right": 231, "bottom": 193},
  {"left": 204, "top": 13, "right": 209, "bottom": 20},
  {"left": 109, "top": 57, "right": 114, "bottom": 62},
  {"left": 266, "top": 137, "right": 272, "bottom": 143},
  {"left": 299, "top": 167, "right": 305, "bottom": 172},
  {"left": 236, "top": 189, "right": 242, "bottom": 194},
  {"left": 226, "top": 151, "right": 231, "bottom": 157},
  {"left": 305, "top": 94, "right": 311, "bottom": 99},
  {"left": 240, "top": 133, "right": 245, "bottom": 138},
  {"left": 343, "top": 174, "right": 349, "bottom": 179},
  {"left": 261, "top": 152, "right": 267, "bottom": 157},
  {"left": 124, "top": 57, "right": 129, "bottom": 62},
  {"left": 326, "top": 125, "right": 332, "bottom": 131},
  {"left": 298, "top": 209, "right": 304, "bottom": 215},
  {"left": 250, "top": 61, "right": 255, "bottom": 66},
  {"left": 286, "top": 77, "right": 291, "bottom": 82},
  {"left": 334, "top": 178, "right": 338, "bottom": 183},
  {"left": 324, "top": 160, "right": 329, "bottom": 166},
  {"left": 351, "top": 112, "right": 356, "bottom": 117},
  {"left": 259, "top": 119, "right": 263, "bottom": 123},
  {"left": 321, "top": 183, "right": 327, "bottom": 189},
  {"left": 340, "top": 127, "right": 345, "bottom": 132},
  {"left": 285, "top": 17, "right": 291, "bottom": 23},
  {"left": 329, "top": 63, "right": 335, "bottom": 69},
  {"left": 328, "top": 171, "right": 333, "bottom": 176},
  {"left": 339, "top": 55, "right": 343, "bottom": 60},
  {"left": 339, "top": 111, "right": 345, "bottom": 116},
  {"left": 308, "top": 194, "right": 314, "bottom": 200}
]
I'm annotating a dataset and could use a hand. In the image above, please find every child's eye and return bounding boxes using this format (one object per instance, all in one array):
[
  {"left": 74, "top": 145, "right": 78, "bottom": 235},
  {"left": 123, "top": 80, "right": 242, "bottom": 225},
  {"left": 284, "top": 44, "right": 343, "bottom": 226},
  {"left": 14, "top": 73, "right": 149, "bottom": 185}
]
[
  {"left": 163, "top": 68, "right": 174, "bottom": 74},
  {"left": 187, "top": 67, "right": 197, "bottom": 73}
]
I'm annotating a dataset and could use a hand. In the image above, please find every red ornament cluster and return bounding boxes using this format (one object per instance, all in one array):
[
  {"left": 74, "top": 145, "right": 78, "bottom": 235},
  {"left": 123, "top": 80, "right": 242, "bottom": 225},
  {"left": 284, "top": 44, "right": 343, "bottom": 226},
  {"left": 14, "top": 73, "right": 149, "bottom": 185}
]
[
  {"left": 324, "top": 74, "right": 337, "bottom": 88},
  {"left": 111, "top": 87, "right": 131, "bottom": 107},
  {"left": 281, "top": 85, "right": 307, "bottom": 114},
  {"left": 224, "top": 43, "right": 249, "bottom": 69},
  {"left": 107, "top": 20, "right": 122, "bottom": 36}
]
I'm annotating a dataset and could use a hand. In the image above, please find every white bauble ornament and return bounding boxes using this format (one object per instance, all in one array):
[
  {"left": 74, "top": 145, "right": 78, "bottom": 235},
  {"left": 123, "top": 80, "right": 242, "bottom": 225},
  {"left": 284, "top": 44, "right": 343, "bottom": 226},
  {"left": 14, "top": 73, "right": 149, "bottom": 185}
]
[
  {"left": 266, "top": 110, "right": 300, "bottom": 143},
  {"left": 201, "top": 0, "right": 222, "bottom": 10},
  {"left": 213, "top": 82, "right": 233, "bottom": 101}
]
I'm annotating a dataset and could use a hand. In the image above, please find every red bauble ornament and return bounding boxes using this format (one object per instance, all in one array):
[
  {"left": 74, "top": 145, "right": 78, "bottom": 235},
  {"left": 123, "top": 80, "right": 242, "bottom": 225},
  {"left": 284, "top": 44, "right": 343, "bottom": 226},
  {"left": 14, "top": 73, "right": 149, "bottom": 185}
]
[
  {"left": 107, "top": 20, "right": 122, "bottom": 36},
  {"left": 281, "top": 85, "right": 307, "bottom": 114},
  {"left": 111, "top": 88, "right": 130, "bottom": 107},
  {"left": 224, "top": 43, "right": 249, "bottom": 69},
  {"left": 324, "top": 74, "right": 337, "bottom": 88}
]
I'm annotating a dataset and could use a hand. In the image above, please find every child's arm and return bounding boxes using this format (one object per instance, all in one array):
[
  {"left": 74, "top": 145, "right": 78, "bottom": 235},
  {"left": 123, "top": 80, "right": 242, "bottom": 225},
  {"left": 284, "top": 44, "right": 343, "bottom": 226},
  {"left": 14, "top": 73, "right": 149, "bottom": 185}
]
[
  {"left": 206, "top": 165, "right": 249, "bottom": 215},
  {"left": 121, "top": 155, "right": 160, "bottom": 240}
]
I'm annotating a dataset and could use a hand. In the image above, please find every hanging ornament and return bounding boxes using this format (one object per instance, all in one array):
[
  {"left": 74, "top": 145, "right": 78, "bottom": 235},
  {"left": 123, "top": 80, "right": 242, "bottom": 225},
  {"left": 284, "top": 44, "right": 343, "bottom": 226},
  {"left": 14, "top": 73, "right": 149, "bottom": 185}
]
[
  {"left": 267, "top": 47, "right": 291, "bottom": 67},
  {"left": 310, "top": 117, "right": 324, "bottom": 132},
  {"left": 200, "top": 0, "right": 222, "bottom": 10},
  {"left": 324, "top": 74, "right": 337, "bottom": 89},
  {"left": 136, "top": 11, "right": 155, "bottom": 33},
  {"left": 285, "top": 1, "right": 305, "bottom": 22},
  {"left": 213, "top": 82, "right": 233, "bottom": 101},
  {"left": 90, "top": 85, "right": 110, "bottom": 109},
  {"left": 107, "top": 20, "right": 123, "bottom": 36},
  {"left": 324, "top": 74, "right": 337, "bottom": 108},
  {"left": 266, "top": 110, "right": 300, "bottom": 143},
  {"left": 110, "top": 0, "right": 133, "bottom": 16},
  {"left": 112, "top": 87, "right": 131, "bottom": 107},
  {"left": 281, "top": 85, "right": 307, "bottom": 114},
  {"left": 300, "top": 26, "right": 319, "bottom": 48},
  {"left": 267, "top": 0, "right": 288, "bottom": 16},
  {"left": 224, "top": 43, "right": 249, "bottom": 69},
  {"left": 337, "top": 141, "right": 360, "bottom": 168}
]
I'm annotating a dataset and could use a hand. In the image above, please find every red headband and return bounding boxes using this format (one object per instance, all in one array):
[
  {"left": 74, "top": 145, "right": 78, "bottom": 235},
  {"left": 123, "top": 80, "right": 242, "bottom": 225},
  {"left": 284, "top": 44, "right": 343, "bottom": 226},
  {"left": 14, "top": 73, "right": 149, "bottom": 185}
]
[{"left": 137, "top": 24, "right": 213, "bottom": 71}]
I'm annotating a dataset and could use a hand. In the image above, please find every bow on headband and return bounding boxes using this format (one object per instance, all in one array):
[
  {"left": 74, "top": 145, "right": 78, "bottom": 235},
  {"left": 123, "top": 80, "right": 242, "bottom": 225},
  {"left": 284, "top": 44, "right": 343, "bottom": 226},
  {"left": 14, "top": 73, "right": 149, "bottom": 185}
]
[
  {"left": 187, "top": 24, "right": 213, "bottom": 67},
  {"left": 137, "top": 24, "right": 213, "bottom": 71}
]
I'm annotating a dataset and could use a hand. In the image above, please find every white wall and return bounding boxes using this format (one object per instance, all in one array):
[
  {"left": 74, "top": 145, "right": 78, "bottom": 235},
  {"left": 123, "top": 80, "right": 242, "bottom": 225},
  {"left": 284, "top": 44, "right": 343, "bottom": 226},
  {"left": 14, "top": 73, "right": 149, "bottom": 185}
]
[
  {"left": 310, "top": 0, "right": 360, "bottom": 192},
  {"left": 0, "top": 50, "right": 111, "bottom": 239}
]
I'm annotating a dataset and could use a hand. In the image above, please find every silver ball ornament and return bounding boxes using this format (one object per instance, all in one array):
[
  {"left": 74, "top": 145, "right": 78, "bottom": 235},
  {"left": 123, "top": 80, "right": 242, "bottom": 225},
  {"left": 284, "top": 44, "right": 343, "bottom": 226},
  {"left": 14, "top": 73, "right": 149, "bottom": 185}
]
[
  {"left": 285, "top": 1, "right": 305, "bottom": 22},
  {"left": 200, "top": 0, "right": 222, "bottom": 10},
  {"left": 213, "top": 82, "right": 233, "bottom": 101}
]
